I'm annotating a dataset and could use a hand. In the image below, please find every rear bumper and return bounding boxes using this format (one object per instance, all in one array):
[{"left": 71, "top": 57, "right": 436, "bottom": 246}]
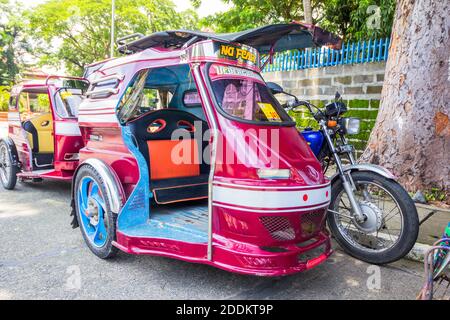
[{"left": 114, "top": 231, "right": 332, "bottom": 276}]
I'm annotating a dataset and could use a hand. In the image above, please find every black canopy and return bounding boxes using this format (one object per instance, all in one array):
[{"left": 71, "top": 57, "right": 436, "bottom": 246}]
[{"left": 117, "top": 23, "right": 342, "bottom": 55}]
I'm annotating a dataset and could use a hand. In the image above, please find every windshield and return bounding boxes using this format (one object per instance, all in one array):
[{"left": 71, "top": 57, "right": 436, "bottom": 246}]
[
  {"left": 208, "top": 64, "right": 292, "bottom": 124},
  {"left": 54, "top": 88, "right": 84, "bottom": 118}
]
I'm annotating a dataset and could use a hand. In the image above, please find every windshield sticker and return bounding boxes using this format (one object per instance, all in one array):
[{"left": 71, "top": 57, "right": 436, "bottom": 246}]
[
  {"left": 258, "top": 102, "right": 282, "bottom": 122},
  {"left": 183, "top": 91, "right": 201, "bottom": 107},
  {"left": 210, "top": 65, "right": 263, "bottom": 82},
  {"left": 60, "top": 91, "right": 73, "bottom": 100}
]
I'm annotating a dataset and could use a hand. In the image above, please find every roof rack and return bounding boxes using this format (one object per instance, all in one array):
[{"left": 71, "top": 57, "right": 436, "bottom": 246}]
[
  {"left": 117, "top": 30, "right": 224, "bottom": 55},
  {"left": 116, "top": 33, "right": 145, "bottom": 55}
]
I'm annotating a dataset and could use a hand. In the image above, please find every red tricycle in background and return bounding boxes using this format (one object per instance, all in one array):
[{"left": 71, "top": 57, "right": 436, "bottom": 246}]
[{"left": 0, "top": 76, "right": 88, "bottom": 189}]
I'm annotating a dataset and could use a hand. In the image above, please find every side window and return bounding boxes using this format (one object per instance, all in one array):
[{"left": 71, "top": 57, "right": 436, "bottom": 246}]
[
  {"left": 139, "top": 88, "right": 159, "bottom": 111},
  {"left": 117, "top": 69, "right": 149, "bottom": 123},
  {"left": 54, "top": 88, "right": 84, "bottom": 118},
  {"left": 30, "top": 94, "right": 50, "bottom": 113},
  {"left": 183, "top": 90, "right": 201, "bottom": 108},
  {"left": 140, "top": 88, "right": 173, "bottom": 111},
  {"left": 18, "top": 91, "right": 51, "bottom": 120},
  {"left": 117, "top": 65, "right": 199, "bottom": 123}
]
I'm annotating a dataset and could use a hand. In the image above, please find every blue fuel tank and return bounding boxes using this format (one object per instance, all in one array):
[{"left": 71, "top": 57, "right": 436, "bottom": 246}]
[{"left": 301, "top": 128, "right": 324, "bottom": 156}]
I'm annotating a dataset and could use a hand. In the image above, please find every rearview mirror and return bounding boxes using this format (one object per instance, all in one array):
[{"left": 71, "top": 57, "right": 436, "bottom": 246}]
[
  {"left": 266, "top": 82, "right": 284, "bottom": 95},
  {"left": 335, "top": 91, "right": 341, "bottom": 100}
]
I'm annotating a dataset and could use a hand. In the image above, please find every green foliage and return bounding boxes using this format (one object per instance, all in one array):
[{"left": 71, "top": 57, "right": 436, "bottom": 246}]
[
  {"left": 200, "top": 0, "right": 323, "bottom": 33},
  {"left": 199, "top": 0, "right": 395, "bottom": 40},
  {"left": 288, "top": 99, "right": 380, "bottom": 152},
  {"left": 0, "top": 0, "right": 29, "bottom": 85},
  {"left": 424, "top": 187, "right": 448, "bottom": 202},
  {"left": 27, "top": 0, "right": 199, "bottom": 75},
  {"left": 316, "top": 0, "right": 395, "bottom": 40},
  {"left": 0, "top": 0, "right": 396, "bottom": 78},
  {"left": 348, "top": 99, "right": 370, "bottom": 108},
  {"left": 321, "top": 0, "right": 395, "bottom": 40},
  {"left": 0, "top": 86, "right": 11, "bottom": 111}
]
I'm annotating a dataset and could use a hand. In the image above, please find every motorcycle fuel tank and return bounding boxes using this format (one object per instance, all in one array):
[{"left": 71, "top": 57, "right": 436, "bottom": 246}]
[{"left": 301, "top": 128, "right": 324, "bottom": 156}]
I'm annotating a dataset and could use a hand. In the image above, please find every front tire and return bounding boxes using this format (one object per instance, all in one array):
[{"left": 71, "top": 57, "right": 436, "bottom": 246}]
[
  {"left": 327, "top": 171, "right": 419, "bottom": 264},
  {"left": 0, "top": 140, "right": 18, "bottom": 190},
  {"left": 74, "top": 165, "right": 118, "bottom": 259}
]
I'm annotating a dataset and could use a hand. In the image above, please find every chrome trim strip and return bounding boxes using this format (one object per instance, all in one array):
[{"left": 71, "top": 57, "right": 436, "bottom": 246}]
[
  {"left": 193, "top": 63, "right": 218, "bottom": 261},
  {"left": 90, "top": 74, "right": 125, "bottom": 85},
  {"left": 213, "top": 202, "right": 330, "bottom": 213},
  {"left": 212, "top": 181, "right": 331, "bottom": 190},
  {"left": 86, "top": 88, "right": 119, "bottom": 98},
  {"left": 330, "top": 164, "right": 396, "bottom": 181}
]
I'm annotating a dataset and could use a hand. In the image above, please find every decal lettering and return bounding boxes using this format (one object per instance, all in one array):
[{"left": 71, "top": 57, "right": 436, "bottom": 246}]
[
  {"left": 212, "top": 65, "right": 263, "bottom": 82},
  {"left": 220, "top": 45, "right": 235, "bottom": 57},
  {"left": 219, "top": 44, "right": 257, "bottom": 64}
]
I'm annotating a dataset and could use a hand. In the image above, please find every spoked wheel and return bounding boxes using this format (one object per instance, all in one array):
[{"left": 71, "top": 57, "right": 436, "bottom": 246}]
[
  {"left": 0, "top": 141, "right": 17, "bottom": 190},
  {"left": 74, "top": 165, "right": 118, "bottom": 259},
  {"left": 327, "top": 171, "right": 419, "bottom": 264}
]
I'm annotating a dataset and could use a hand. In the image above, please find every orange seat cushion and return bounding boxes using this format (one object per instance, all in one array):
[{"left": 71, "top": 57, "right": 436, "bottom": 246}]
[{"left": 147, "top": 139, "right": 200, "bottom": 180}]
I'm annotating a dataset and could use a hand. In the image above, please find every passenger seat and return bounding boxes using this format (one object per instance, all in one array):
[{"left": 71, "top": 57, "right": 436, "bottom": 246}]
[{"left": 128, "top": 109, "right": 210, "bottom": 204}]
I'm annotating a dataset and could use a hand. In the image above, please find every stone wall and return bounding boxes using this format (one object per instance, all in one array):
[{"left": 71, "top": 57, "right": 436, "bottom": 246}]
[{"left": 262, "top": 62, "right": 386, "bottom": 156}]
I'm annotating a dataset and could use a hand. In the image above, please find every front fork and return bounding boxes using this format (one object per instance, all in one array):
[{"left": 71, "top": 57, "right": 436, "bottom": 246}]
[{"left": 321, "top": 122, "right": 366, "bottom": 223}]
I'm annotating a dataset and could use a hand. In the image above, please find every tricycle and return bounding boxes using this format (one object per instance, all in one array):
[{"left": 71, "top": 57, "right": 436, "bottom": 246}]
[
  {"left": 0, "top": 76, "right": 89, "bottom": 189},
  {"left": 71, "top": 23, "right": 341, "bottom": 276}
]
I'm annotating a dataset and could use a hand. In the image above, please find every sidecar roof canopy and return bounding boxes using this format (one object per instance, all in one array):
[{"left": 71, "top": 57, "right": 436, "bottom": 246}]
[{"left": 117, "top": 22, "right": 342, "bottom": 55}]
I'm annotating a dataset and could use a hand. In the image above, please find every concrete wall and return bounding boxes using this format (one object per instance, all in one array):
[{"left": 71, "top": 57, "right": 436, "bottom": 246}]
[{"left": 262, "top": 62, "right": 386, "bottom": 156}]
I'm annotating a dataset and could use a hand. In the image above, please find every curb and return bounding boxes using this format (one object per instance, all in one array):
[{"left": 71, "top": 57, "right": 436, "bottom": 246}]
[
  {"left": 406, "top": 203, "right": 450, "bottom": 263},
  {"left": 406, "top": 242, "right": 430, "bottom": 263}
]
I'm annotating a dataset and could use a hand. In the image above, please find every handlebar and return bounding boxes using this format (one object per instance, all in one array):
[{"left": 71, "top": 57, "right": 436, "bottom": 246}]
[{"left": 283, "top": 99, "right": 325, "bottom": 121}]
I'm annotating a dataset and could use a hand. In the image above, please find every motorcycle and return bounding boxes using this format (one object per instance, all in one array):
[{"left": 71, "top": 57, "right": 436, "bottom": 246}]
[{"left": 268, "top": 82, "right": 419, "bottom": 264}]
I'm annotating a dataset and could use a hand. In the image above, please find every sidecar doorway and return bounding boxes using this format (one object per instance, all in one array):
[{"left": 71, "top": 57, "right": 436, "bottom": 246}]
[
  {"left": 18, "top": 87, "right": 55, "bottom": 170},
  {"left": 118, "top": 63, "right": 211, "bottom": 210}
]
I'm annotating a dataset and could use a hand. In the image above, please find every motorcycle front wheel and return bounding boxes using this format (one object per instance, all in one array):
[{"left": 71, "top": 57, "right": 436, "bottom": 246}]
[{"left": 327, "top": 171, "right": 419, "bottom": 264}]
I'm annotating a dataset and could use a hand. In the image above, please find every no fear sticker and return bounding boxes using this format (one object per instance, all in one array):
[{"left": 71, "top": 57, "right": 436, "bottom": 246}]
[{"left": 219, "top": 44, "right": 257, "bottom": 64}]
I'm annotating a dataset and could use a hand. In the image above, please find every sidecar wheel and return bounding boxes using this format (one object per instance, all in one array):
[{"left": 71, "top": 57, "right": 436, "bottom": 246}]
[
  {"left": 0, "top": 140, "right": 17, "bottom": 190},
  {"left": 74, "top": 165, "right": 118, "bottom": 259},
  {"left": 327, "top": 171, "right": 418, "bottom": 264}
]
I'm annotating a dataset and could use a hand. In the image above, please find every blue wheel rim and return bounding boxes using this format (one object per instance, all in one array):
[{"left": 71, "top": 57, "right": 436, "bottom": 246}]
[{"left": 77, "top": 176, "right": 108, "bottom": 248}]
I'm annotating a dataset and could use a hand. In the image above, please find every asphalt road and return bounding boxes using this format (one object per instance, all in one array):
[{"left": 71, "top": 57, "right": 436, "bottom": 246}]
[{"left": 0, "top": 180, "right": 424, "bottom": 300}]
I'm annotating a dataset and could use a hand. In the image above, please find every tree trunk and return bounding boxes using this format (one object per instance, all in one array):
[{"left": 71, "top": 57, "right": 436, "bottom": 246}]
[
  {"left": 360, "top": 0, "right": 450, "bottom": 194},
  {"left": 302, "top": 0, "right": 313, "bottom": 24}
]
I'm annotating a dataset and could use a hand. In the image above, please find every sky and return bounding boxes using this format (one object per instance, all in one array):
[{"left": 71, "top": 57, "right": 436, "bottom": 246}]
[{"left": 18, "top": 0, "right": 232, "bottom": 17}]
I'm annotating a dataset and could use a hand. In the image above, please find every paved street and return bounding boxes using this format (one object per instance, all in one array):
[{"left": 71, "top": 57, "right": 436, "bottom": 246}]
[{"left": 0, "top": 180, "right": 425, "bottom": 300}]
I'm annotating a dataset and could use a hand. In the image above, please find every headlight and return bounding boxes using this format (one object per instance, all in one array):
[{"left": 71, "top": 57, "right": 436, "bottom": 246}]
[{"left": 342, "top": 118, "right": 361, "bottom": 135}]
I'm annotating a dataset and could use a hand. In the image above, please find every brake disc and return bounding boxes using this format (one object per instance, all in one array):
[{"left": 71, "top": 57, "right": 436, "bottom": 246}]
[{"left": 353, "top": 201, "right": 383, "bottom": 234}]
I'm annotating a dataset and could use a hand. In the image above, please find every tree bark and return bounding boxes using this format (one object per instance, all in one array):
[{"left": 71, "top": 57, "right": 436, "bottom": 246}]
[
  {"left": 360, "top": 0, "right": 450, "bottom": 194},
  {"left": 302, "top": 0, "right": 313, "bottom": 24}
]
